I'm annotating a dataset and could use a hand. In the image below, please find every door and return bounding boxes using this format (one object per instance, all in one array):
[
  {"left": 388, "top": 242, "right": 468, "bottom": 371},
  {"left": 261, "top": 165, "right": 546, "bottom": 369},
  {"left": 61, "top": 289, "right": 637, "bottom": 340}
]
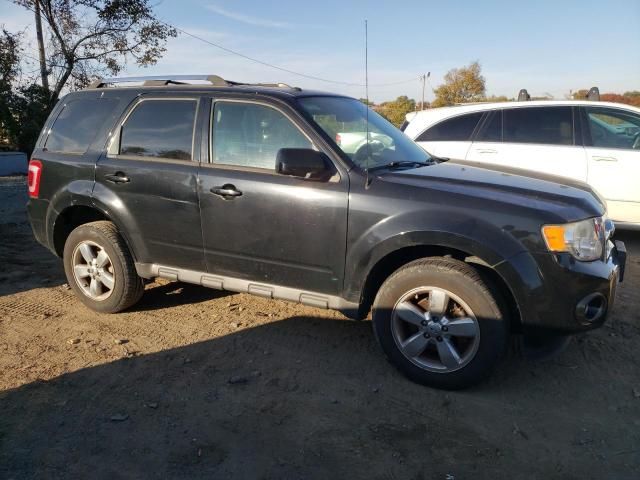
[
  {"left": 198, "top": 99, "right": 349, "bottom": 294},
  {"left": 414, "top": 111, "right": 482, "bottom": 160},
  {"left": 467, "top": 106, "right": 587, "bottom": 182},
  {"left": 583, "top": 106, "right": 640, "bottom": 224},
  {"left": 95, "top": 96, "right": 205, "bottom": 270}
]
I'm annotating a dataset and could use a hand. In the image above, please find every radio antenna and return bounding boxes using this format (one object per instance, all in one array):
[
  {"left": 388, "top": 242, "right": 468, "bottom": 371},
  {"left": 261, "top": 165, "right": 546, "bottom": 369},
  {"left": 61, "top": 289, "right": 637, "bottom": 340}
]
[{"left": 364, "top": 19, "right": 372, "bottom": 188}]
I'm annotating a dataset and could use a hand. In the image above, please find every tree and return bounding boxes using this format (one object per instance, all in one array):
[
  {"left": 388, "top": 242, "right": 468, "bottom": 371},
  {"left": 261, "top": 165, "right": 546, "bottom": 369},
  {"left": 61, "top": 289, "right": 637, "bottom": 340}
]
[
  {"left": 432, "top": 62, "right": 486, "bottom": 107},
  {"left": 0, "top": 29, "right": 23, "bottom": 150},
  {"left": 375, "top": 96, "right": 415, "bottom": 127},
  {"left": 14, "top": 0, "right": 177, "bottom": 102}
]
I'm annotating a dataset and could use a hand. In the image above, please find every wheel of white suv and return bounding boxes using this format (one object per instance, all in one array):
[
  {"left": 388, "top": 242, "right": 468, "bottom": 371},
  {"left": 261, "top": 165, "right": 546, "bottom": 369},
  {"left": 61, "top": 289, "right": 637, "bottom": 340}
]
[
  {"left": 372, "top": 257, "right": 509, "bottom": 389},
  {"left": 63, "top": 221, "right": 144, "bottom": 313}
]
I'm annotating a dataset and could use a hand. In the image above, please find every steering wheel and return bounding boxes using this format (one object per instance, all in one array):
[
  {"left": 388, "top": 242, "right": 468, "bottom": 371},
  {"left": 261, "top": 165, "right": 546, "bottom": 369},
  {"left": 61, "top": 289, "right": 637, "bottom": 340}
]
[
  {"left": 632, "top": 132, "right": 640, "bottom": 150},
  {"left": 354, "top": 139, "right": 385, "bottom": 164}
]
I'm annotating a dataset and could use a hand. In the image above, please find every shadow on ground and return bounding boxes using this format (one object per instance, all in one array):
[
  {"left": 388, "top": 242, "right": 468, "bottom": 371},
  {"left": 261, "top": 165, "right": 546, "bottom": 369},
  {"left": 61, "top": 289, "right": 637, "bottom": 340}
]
[{"left": 2, "top": 308, "right": 639, "bottom": 479}]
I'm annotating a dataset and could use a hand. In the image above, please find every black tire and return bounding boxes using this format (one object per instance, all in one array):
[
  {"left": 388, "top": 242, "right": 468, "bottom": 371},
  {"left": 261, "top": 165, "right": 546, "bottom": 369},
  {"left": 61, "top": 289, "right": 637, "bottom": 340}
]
[
  {"left": 63, "top": 221, "right": 144, "bottom": 313},
  {"left": 372, "top": 257, "right": 509, "bottom": 390}
]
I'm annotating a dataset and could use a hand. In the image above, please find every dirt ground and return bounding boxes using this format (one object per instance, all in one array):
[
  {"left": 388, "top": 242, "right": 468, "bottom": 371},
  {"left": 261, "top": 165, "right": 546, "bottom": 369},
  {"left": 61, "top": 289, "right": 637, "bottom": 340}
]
[{"left": 1, "top": 176, "right": 639, "bottom": 479}]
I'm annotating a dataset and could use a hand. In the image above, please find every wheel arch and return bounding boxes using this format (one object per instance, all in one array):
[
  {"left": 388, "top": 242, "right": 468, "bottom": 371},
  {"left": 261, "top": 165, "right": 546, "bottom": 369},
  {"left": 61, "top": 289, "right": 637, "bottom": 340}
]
[
  {"left": 51, "top": 204, "right": 138, "bottom": 264},
  {"left": 350, "top": 238, "right": 523, "bottom": 332}
]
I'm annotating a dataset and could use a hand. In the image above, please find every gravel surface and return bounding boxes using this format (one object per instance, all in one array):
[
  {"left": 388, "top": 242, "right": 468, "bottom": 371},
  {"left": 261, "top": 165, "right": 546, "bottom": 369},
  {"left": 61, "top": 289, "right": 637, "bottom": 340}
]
[{"left": 1, "top": 176, "right": 639, "bottom": 479}]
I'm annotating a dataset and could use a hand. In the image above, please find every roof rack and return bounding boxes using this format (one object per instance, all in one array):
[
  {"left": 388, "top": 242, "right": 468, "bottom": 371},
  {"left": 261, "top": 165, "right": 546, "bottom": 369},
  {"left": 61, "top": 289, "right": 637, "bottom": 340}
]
[
  {"left": 587, "top": 86, "right": 600, "bottom": 101},
  {"left": 517, "top": 89, "right": 531, "bottom": 101},
  {"left": 86, "top": 75, "right": 301, "bottom": 91}
]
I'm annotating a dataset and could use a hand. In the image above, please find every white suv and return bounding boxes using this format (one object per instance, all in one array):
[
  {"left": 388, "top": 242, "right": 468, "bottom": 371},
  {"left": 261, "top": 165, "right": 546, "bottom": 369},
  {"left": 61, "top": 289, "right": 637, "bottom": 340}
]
[{"left": 403, "top": 100, "right": 640, "bottom": 228}]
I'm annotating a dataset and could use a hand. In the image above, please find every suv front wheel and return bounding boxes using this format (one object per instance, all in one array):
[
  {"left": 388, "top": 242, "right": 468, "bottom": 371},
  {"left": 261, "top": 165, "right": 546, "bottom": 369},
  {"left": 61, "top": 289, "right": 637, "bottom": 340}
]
[
  {"left": 63, "top": 221, "right": 144, "bottom": 313},
  {"left": 372, "top": 257, "right": 509, "bottom": 389}
]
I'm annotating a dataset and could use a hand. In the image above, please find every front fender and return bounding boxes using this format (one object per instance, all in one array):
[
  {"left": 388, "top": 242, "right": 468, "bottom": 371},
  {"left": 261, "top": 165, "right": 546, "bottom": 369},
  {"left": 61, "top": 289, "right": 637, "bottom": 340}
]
[{"left": 343, "top": 209, "right": 528, "bottom": 302}]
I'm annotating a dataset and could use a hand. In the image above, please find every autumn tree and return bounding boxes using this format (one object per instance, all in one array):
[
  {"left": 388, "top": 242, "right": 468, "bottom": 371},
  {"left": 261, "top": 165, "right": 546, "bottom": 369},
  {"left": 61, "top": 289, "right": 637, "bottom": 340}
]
[
  {"left": 375, "top": 96, "right": 416, "bottom": 127},
  {"left": 432, "top": 61, "right": 486, "bottom": 107},
  {"left": 13, "top": 0, "right": 177, "bottom": 102}
]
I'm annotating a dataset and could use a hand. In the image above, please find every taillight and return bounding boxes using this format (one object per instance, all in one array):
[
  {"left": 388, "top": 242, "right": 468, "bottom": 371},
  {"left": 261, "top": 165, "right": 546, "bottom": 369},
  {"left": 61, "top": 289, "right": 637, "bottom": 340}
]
[
  {"left": 28, "top": 159, "right": 43, "bottom": 198},
  {"left": 335, "top": 133, "right": 341, "bottom": 145}
]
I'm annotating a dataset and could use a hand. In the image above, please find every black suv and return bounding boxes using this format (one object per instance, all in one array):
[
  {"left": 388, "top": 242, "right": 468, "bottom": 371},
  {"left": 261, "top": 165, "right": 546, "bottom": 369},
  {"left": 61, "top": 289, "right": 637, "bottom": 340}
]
[{"left": 27, "top": 75, "right": 626, "bottom": 389}]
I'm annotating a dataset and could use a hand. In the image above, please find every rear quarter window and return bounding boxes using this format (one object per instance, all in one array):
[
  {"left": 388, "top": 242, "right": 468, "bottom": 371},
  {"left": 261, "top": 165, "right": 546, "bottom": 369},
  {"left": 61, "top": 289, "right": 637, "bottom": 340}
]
[
  {"left": 416, "top": 112, "right": 483, "bottom": 142},
  {"left": 44, "top": 98, "right": 119, "bottom": 153}
]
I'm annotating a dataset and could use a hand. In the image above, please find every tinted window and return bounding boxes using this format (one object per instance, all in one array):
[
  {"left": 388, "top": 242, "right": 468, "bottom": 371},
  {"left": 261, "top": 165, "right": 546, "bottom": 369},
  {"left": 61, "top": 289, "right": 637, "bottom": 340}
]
[
  {"left": 416, "top": 112, "right": 482, "bottom": 142},
  {"left": 120, "top": 100, "right": 197, "bottom": 160},
  {"left": 212, "top": 102, "right": 312, "bottom": 169},
  {"left": 585, "top": 107, "right": 640, "bottom": 150},
  {"left": 476, "top": 111, "right": 502, "bottom": 142},
  {"left": 503, "top": 107, "right": 573, "bottom": 145},
  {"left": 45, "top": 98, "right": 118, "bottom": 153}
]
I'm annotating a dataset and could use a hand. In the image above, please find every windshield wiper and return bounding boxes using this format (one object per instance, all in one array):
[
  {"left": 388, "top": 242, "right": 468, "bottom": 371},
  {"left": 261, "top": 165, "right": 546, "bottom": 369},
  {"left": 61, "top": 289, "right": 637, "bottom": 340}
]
[{"left": 367, "top": 160, "right": 432, "bottom": 172}]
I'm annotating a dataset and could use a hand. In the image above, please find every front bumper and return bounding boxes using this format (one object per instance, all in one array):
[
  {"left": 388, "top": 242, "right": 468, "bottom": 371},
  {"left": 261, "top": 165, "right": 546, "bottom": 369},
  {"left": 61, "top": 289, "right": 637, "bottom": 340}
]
[{"left": 499, "top": 240, "right": 626, "bottom": 334}]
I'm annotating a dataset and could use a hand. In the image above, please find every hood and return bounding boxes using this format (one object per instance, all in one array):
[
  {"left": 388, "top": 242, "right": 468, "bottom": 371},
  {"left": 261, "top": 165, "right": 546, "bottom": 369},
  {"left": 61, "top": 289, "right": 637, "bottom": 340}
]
[{"left": 381, "top": 159, "right": 605, "bottom": 223}]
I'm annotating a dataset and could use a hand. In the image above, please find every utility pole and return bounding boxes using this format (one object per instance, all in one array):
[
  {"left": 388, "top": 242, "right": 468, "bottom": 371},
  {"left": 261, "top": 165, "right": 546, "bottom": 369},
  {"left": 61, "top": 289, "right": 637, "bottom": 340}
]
[
  {"left": 419, "top": 72, "right": 430, "bottom": 110},
  {"left": 34, "top": 0, "right": 49, "bottom": 92}
]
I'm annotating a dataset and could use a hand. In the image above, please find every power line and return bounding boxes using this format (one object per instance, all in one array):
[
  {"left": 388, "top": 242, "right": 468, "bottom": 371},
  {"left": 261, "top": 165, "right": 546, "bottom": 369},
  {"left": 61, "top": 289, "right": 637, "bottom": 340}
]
[{"left": 160, "top": 19, "right": 420, "bottom": 88}]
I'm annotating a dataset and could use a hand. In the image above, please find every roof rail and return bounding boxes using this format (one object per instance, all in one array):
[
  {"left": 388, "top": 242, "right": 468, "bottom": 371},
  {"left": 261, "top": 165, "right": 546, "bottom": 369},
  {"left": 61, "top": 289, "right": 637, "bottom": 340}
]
[
  {"left": 87, "top": 75, "right": 235, "bottom": 89},
  {"left": 86, "top": 75, "right": 300, "bottom": 91},
  {"left": 587, "top": 86, "right": 600, "bottom": 101},
  {"left": 517, "top": 89, "right": 531, "bottom": 101}
]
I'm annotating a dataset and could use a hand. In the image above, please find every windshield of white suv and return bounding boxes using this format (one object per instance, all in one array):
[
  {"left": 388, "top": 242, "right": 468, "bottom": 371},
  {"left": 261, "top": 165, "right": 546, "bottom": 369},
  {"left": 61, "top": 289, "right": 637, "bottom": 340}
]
[{"left": 298, "top": 96, "right": 431, "bottom": 169}]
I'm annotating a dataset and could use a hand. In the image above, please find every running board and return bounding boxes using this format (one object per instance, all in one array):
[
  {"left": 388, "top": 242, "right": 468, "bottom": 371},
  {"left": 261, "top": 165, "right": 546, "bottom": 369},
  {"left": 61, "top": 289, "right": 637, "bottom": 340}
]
[{"left": 135, "top": 263, "right": 359, "bottom": 313}]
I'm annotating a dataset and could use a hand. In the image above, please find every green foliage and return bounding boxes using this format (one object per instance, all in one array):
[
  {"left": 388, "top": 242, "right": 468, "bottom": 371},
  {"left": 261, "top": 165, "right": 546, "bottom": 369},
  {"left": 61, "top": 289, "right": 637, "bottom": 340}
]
[
  {"left": 375, "top": 96, "right": 416, "bottom": 127},
  {"left": 432, "top": 62, "right": 486, "bottom": 107}
]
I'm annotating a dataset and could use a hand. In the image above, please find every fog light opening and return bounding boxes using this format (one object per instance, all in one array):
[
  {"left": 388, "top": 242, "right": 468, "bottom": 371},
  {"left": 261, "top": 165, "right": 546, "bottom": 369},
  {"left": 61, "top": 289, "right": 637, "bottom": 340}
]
[{"left": 576, "top": 293, "right": 607, "bottom": 323}]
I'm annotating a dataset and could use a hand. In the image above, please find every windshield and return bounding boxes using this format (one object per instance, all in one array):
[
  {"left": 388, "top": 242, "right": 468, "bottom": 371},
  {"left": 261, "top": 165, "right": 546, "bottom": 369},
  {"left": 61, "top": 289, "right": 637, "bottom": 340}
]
[{"left": 297, "top": 96, "right": 431, "bottom": 169}]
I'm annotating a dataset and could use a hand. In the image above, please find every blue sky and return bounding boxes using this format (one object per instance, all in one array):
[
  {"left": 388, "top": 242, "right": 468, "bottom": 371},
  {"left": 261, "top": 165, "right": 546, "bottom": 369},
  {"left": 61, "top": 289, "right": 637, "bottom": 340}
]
[{"left": 2, "top": 0, "right": 639, "bottom": 102}]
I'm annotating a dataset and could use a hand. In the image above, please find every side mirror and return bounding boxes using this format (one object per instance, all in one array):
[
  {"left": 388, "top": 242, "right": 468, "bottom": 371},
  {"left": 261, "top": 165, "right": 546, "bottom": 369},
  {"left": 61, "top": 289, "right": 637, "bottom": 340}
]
[{"left": 276, "top": 148, "right": 330, "bottom": 180}]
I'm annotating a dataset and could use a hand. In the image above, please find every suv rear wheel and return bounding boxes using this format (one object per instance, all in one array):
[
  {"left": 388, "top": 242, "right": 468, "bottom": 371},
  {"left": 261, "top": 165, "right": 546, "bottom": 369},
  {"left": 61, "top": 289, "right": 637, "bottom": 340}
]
[
  {"left": 372, "top": 257, "right": 508, "bottom": 389},
  {"left": 63, "top": 221, "right": 144, "bottom": 313}
]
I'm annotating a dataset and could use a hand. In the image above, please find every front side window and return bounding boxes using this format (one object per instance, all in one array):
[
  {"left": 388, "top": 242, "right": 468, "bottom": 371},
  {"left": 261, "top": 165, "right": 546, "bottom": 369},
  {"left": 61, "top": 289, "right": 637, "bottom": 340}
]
[
  {"left": 45, "top": 98, "right": 118, "bottom": 153},
  {"left": 416, "top": 112, "right": 483, "bottom": 142},
  {"left": 585, "top": 107, "right": 640, "bottom": 150},
  {"left": 212, "top": 102, "right": 312, "bottom": 169},
  {"left": 119, "top": 100, "right": 197, "bottom": 160},
  {"left": 503, "top": 107, "right": 573, "bottom": 146},
  {"left": 298, "top": 96, "right": 430, "bottom": 169}
]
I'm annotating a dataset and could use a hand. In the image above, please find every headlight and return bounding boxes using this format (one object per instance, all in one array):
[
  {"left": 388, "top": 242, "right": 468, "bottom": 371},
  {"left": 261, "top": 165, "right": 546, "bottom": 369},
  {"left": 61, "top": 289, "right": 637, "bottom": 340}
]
[{"left": 541, "top": 217, "right": 604, "bottom": 261}]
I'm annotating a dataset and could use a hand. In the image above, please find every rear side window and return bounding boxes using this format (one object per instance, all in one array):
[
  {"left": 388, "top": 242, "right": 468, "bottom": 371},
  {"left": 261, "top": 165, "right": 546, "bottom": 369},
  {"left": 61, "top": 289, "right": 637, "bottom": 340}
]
[
  {"left": 476, "top": 111, "right": 502, "bottom": 142},
  {"left": 45, "top": 98, "right": 118, "bottom": 153},
  {"left": 503, "top": 107, "right": 573, "bottom": 145},
  {"left": 416, "top": 112, "right": 482, "bottom": 142},
  {"left": 120, "top": 100, "right": 197, "bottom": 160}
]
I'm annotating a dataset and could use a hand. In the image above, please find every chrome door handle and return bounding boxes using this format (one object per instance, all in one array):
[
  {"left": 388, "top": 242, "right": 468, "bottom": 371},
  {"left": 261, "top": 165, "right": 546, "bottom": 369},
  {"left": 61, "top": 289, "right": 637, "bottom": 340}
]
[
  {"left": 104, "top": 172, "right": 130, "bottom": 183},
  {"left": 592, "top": 156, "right": 618, "bottom": 162},
  {"left": 475, "top": 148, "right": 497, "bottom": 154},
  {"left": 211, "top": 184, "right": 242, "bottom": 199}
]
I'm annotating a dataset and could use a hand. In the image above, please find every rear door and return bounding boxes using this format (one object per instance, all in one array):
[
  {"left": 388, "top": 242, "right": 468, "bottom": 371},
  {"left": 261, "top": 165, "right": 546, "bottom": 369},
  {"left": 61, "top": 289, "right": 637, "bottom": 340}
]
[
  {"left": 95, "top": 94, "right": 205, "bottom": 271},
  {"left": 468, "top": 106, "right": 587, "bottom": 182},
  {"left": 582, "top": 106, "right": 640, "bottom": 224},
  {"left": 197, "top": 97, "right": 349, "bottom": 295},
  {"left": 413, "top": 111, "right": 482, "bottom": 160}
]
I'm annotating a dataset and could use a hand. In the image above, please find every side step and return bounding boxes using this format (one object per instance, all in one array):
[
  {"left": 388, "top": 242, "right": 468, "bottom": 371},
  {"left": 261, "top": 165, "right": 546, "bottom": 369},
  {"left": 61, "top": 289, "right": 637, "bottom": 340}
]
[{"left": 135, "top": 263, "right": 358, "bottom": 313}]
